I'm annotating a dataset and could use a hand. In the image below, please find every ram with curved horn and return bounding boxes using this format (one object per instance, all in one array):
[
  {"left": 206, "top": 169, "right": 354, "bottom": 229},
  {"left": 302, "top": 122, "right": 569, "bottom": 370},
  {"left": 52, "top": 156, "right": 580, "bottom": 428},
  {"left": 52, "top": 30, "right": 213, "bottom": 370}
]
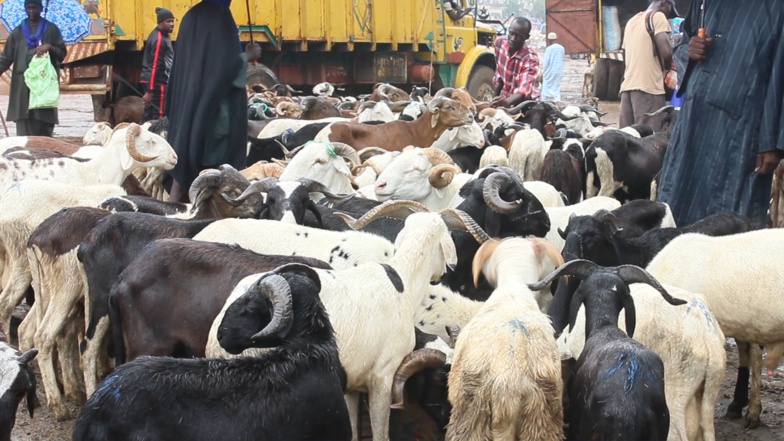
[
  {"left": 314, "top": 97, "right": 473, "bottom": 152},
  {"left": 76, "top": 265, "right": 351, "bottom": 441},
  {"left": 278, "top": 141, "right": 361, "bottom": 197},
  {"left": 529, "top": 260, "right": 685, "bottom": 441}
]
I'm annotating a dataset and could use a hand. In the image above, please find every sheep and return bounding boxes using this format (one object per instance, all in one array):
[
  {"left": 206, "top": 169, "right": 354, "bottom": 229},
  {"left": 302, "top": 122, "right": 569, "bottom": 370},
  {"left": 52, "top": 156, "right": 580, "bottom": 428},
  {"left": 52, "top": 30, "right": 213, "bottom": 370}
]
[
  {"left": 582, "top": 62, "right": 594, "bottom": 97},
  {"left": 315, "top": 97, "right": 473, "bottom": 151},
  {"left": 278, "top": 141, "right": 360, "bottom": 196},
  {"left": 112, "top": 95, "right": 144, "bottom": 124},
  {"left": 477, "top": 107, "right": 517, "bottom": 132},
  {"left": 0, "top": 136, "right": 82, "bottom": 156},
  {"left": 447, "top": 143, "right": 486, "bottom": 173},
  {"left": 544, "top": 196, "right": 622, "bottom": 250},
  {"left": 446, "top": 237, "right": 565, "bottom": 441},
  {"left": 478, "top": 145, "right": 508, "bottom": 168},
  {"left": 210, "top": 201, "right": 489, "bottom": 441},
  {"left": 369, "top": 82, "right": 411, "bottom": 102},
  {"left": 352, "top": 148, "right": 400, "bottom": 188},
  {"left": 531, "top": 260, "right": 688, "bottom": 441},
  {"left": 645, "top": 229, "right": 784, "bottom": 429},
  {"left": 0, "top": 123, "right": 177, "bottom": 190},
  {"left": 0, "top": 181, "right": 126, "bottom": 338},
  {"left": 109, "top": 239, "right": 332, "bottom": 363},
  {"left": 430, "top": 120, "right": 485, "bottom": 152},
  {"left": 73, "top": 266, "right": 352, "bottom": 441},
  {"left": 356, "top": 101, "right": 396, "bottom": 123},
  {"left": 507, "top": 128, "right": 547, "bottom": 181},
  {"left": 0, "top": 341, "right": 37, "bottom": 441},
  {"left": 540, "top": 149, "right": 583, "bottom": 205},
  {"left": 373, "top": 147, "right": 467, "bottom": 210},
  {"left": 239, "top": 161, "right": 284, "bottom": 181},
  {"left": 82, "top": 122, "right": 112, "bottom": 146}
]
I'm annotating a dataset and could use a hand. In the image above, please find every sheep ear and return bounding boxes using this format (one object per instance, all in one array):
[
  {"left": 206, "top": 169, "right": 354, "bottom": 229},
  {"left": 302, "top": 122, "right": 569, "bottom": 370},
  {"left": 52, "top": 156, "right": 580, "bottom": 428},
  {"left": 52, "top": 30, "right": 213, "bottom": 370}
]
[
  {"left": 621, "top": 293, "right": 636, "bottom": 338},
  {"left": 431, "top": 111, "right": 439, "bottom": 129},
  {"left": 601, "top": 214, "right": 621, "bottom": 237},
  {"left": 471, "top": 239, "right": 499, "bottom": 288},
  {"left": 120, "top": 149, "right": 134, "bottom": 171}
]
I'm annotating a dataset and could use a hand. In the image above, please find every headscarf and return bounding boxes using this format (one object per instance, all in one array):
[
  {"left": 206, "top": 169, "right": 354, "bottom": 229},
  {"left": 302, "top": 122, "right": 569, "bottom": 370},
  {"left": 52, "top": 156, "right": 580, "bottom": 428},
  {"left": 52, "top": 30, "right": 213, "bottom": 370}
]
[{"left": 21, "top": 18, "right": 48, "bottom": 49}]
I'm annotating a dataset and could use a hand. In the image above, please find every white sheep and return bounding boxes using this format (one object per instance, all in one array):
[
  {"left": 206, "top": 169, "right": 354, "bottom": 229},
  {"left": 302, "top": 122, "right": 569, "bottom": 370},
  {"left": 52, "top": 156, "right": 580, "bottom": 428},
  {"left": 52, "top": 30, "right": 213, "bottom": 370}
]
[
  {"left": 82, "top": 122, "right": 113, "bottom": 146},
  {"left": 279, "top": 141, "right": 360, "bottom": 197},
  {"left": 646, "top": 229, "right": 784, "bottom": 430},
  {"left": 446, "top": 237, "right": 564, "bottom": 441},
  {"left": 374, "top": 147, "right": 469, "bottom": 210},
  {"left": 255, "top": 116, "right": 350, "bottom": 139},
  {"left": 557, "top": 283, "right": 726, "bottom": 441},
  {"left": 0, "top": 123, "right": 177, "bottom": 189},
  {"left": 352, "top": 149, "right": 400, "bottom": 188},
  {"left": 478, "top": 145, "right": 508, "bottom": 168},
  {"left": 430, "top": 120, "right": 485, "bottom": 152},
  {"left": 523, "top": 180, "right": 566, "bottom": 208},
  {"left": 356, "top": 101, "right": 396, "bottom": 123},
  {"left": 477, "top": 107, "right": 517, "bottom": 132},
  {"left": 208, "top": 201, "right": 489, "bottom": 441},
  {"left": 507, "top": 128, "right": 547, "bottom": 181}
]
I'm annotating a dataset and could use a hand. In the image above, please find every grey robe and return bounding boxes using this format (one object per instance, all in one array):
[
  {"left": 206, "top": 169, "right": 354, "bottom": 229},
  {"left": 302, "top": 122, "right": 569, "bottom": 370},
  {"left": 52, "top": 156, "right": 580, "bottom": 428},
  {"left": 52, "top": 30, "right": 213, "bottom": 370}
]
[
  {"left": 0, "top": 21, "right": 66, "bottom": 124},
  {"left": 657, "top": 1, "right": 784, "bottom": 226}
]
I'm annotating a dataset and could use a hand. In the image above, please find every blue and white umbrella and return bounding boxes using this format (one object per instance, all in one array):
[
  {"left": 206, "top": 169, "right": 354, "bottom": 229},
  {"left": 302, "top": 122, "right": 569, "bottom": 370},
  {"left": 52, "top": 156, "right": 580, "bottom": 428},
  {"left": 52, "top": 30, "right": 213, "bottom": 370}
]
[{"left": 0, "top": 0, "right": 92, "bottom": 45}]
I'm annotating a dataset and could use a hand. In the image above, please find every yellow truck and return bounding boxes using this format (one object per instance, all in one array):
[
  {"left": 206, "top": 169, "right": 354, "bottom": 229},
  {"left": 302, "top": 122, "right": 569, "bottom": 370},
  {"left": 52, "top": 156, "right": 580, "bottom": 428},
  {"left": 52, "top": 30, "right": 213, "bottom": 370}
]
[{"left": 0, "top": 0, "right": 498, "bottom": 122}]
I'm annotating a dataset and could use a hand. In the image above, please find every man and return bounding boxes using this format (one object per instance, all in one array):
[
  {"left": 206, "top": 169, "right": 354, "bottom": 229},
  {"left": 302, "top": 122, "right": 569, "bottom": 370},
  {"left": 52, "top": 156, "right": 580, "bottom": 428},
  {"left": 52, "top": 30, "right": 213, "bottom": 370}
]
[
  {"left": 444, "top": 1, "right": 471, "bottom": 22},
  {"left": 0, "top": 0, "right": 66, "bottom": 136},
  {"left": 140, "top": 7, "right": 175, "bottom": 122},
  {"left": 491, "top": 17, "right": 539, "bottom": 108},
  {"left": 163, "top": 0, "right": 261, "bottom": 202},
  {"left": 541, "top": 32, "right": 564, "bottom": 103},
  {"left": 658, "top": 1, "right": 784, "bottom": 228},
  {"left": 618, "top": 0, "right": 677, "bottom": 131}
]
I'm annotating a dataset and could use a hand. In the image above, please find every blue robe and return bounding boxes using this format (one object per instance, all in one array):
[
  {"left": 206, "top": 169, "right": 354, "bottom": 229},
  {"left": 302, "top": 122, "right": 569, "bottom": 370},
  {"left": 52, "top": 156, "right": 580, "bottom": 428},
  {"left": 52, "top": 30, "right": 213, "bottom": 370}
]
[{"left": 657, "top": 1, "right": 784, "bottom": 226}]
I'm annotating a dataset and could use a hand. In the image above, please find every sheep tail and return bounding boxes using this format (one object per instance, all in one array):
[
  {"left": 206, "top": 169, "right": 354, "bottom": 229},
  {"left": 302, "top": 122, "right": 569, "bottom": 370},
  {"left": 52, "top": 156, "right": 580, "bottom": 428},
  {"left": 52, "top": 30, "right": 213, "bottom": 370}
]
[
  {"left": 445, "top": 371, "right": 492, "bottom": 441},
  {"left": 511, "top": 376, "right": 564, "bottom": 441}
]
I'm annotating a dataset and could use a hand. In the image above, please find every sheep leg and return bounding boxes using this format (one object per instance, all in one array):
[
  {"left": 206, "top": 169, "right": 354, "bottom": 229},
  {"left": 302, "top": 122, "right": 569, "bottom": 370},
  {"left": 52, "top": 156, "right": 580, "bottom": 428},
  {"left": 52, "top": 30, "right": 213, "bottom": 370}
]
[
  {"left": 344, "top": 391, "right": 360, "bottom": 441},
  {"left": 83, "top": 315, "right": 111, "bottom": 396},
  {"left": 57, "top": 306, "right": 86, "bottom": 404},
  {"left": 17, "top": 300, "right": 38, "bottom": 351},
  {"left": 745, "top": 343, "right": 762, "bottom": 429},
  {"left": 0, "top": 260, "right": 32, "bottom": 337},
  {"left": 367, "top": 378, "right": 393, "bottom": 441},
  {"left": 726, "top": 339, "right": 750, "bottom": 419},
  {"left": 700, "top": 352, "right": 725, "bottom": 441},
  {"left": 585, "top": 171, "right": 597, "bottom": 198}
]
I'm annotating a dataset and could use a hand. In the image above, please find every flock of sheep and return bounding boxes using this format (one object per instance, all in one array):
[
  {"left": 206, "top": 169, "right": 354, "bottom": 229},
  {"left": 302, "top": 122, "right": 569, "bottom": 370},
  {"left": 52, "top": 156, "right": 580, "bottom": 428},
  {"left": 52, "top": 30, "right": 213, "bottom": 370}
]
[{"left": 0, "top": 81, "right": 780, "bottom": 441}]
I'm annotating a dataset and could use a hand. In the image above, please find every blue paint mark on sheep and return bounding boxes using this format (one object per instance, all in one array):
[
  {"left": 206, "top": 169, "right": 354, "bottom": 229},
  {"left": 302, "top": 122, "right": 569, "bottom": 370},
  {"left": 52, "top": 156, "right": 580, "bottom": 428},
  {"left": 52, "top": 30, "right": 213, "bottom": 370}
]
[
  {"left": 508, "top": 319, "right": 530, "bottom": 338},
  {"left": 686, "top": 299, "right": 716, "bottom": 330},
  {"left": 96, "top": 373, "right": 122, "bottom": 404},
  {"left": 604, "top": 353, "right": 658, "bottom": 392}
]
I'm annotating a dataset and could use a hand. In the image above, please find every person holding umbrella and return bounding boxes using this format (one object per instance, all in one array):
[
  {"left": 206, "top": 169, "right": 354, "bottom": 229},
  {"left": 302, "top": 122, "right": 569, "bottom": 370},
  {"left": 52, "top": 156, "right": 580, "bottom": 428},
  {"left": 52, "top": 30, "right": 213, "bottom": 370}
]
[
  {"left": 163, "top": 0, "right": 260, "bottom": 202},
  {"left": 0, "top": 0, "right": 65, "bottom": 136}
]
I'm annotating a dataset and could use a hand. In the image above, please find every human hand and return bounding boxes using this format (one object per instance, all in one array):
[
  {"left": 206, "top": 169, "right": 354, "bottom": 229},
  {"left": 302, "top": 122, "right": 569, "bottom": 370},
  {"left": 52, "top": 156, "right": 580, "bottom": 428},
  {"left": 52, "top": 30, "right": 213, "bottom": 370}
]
[
  {"left": 245, "top": 43, "right": 261, "bottom": 62},
  {"left": 490, "top": 96, "right": 508, "bottom": 108},
  {"left": 33, "top": 43, "right": 51, "bottom": 55},
  {"left": 688, "top": 36, "right": 712, "bottom": 62},
  {"left": 755, "top": 150, "right": 783, "bottom": 174},
  {"left": 142, "top": 92, "right": 152, "bottom": 107}
]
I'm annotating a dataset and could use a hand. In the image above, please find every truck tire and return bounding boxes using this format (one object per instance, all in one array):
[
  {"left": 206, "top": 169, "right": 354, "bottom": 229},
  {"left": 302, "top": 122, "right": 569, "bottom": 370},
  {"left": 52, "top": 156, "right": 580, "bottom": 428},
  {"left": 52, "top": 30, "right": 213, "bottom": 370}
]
[
  {"left": 606, "top": 59, "right": 624, "bottom": 101},
  {"left": 247, "top": 63, "right": 279, "bottom": 92},
  {"left": 592, "top": 58, "right": 609, "bottom": 101},
  {"left": 466, "top": 65, "right": 495, "bottom": 102}
]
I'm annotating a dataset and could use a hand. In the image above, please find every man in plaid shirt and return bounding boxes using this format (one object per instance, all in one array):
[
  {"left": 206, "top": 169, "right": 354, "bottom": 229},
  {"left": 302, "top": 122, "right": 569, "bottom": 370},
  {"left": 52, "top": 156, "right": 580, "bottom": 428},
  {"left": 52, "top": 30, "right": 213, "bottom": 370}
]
[{"left": 491, "top": 17, "right": 540, "bottom": 108}]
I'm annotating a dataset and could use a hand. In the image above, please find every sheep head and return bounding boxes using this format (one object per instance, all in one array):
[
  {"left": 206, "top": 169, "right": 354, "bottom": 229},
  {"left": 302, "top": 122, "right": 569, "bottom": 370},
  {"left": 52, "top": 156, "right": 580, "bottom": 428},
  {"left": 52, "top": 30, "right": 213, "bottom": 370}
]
[
  {"left": 275, "top": 101, "right": 303, "bottom": 119},
  {"left": 83, "top": 122, "right": 112, "bottom": 146},
  {"left": 117, "top": 123, "right": 178, "bottom": 172},
  {"left": 371, "top": 83, "right": 412, "bottom": 102},
  {"left": 471, "top": 237, "right": 563, "bottom": 288},
  {"left": 240, "top": 161, "right": 284, "bottom": 181},
  {"left": 427, "top": 97, "right": 473, "bottom": 130},
  {"left": 188, "top": 164, "right": 263, "bottom": 219},
  {"left": 374, "top": 147, "right": 461, "bottom": 202},
  {"left": 279, "top": 141, "right": 359, "bottom": 196}
]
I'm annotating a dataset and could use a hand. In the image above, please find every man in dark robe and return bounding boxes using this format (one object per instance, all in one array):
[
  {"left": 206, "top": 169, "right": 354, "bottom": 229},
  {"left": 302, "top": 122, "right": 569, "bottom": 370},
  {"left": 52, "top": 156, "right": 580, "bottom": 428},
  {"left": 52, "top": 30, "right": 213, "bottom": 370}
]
[
  {"left": 163, "top": 0, "right": 260, "bottom": 202},
  {"left": 0, "top": 0, "right": 66, "bottom": 136},
  {"left": 657, "top": 1, "right": 784, "bottom": 226}
]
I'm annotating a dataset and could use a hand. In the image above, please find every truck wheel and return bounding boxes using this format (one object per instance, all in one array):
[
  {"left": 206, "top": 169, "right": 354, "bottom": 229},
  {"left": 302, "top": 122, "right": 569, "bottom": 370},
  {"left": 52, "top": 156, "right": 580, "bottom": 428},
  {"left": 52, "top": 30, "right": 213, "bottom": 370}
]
[
  {"left": 606, "top": 59, "right": 624, "bottom": 101},
  {"left": 247, "top": 63, "right": 279, "bottom": 92},
  {"left": 466, "top": 65, "right": 495, "bottom": 102},
  {"left": 592, "top": 58, "right": 609, "bottom": 101}
]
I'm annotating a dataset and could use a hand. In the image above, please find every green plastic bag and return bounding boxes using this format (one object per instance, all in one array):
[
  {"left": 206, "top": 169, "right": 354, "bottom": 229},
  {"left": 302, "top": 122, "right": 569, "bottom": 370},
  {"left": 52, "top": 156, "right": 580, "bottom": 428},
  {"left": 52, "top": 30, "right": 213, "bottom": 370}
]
[{"left": 24, "top": 53, "right": 60, "bottom": 109}]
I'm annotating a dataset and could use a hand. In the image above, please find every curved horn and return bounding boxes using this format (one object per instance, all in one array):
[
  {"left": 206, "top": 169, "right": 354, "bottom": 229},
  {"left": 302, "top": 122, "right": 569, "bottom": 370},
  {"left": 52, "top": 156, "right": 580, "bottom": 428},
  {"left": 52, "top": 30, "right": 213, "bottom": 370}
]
[
  {"left": 378, "top": 84, "right": 391, "bottom": 100},
  {"left": 335, "top": 200, "right": 430, "bottom": 230},
  {"left": 299, "top": 178, "right": 354, "bottom": 202},
  {"left": 390, "top": 348, "right": 448, "bottom": 409},
  {"left": 421, "top": 147, "right": 455, "bottom": 166},
  {"left": 387, "top": 100, "right": 413, "bottom": 113},
  {"left": 275, "top": 101, "right": 288, "bottom": 116},
  {"left": 272, "top": 263, "right": 322, "bottom": 292},
  {"left": 188, "top": 169, "right": 223, "bottom": 208},
  {"left": 358, "top": 101, "right": 378, "bottom": 112},
  {"left": 428, "top": 164, "right": 461, "bottom": 189},
  {"left": 527, "top": 259, "right": 599, "bottom": 291},
  {"left": 615, "top": 265, "right": 687, "bottom": 306},
  {"left": 503, "top": 100, "right": 538, "bottom": 115},
  {"left": 543, "top": 102, "right": 580, "bottom": 121},
  {"left": 330, "top": 143, "right": 361, "bottom": 165},
  {"left": 578, "top": 105, "right": 601, "bottom": 114},
  {"left": 472, "top": 239, "right": 500, "bottom": 288},
  {"left": 439, "top": 208, "right": 491, "bottom": 244},
  {"left": 250, "top": 274, "right": 294, "bottom": 341},
  {"left": 482, "top": 172, "right": 521, "bottom": 214},
  {"left": 357, "top": 146, "right": 389, "bottom": 162},
  {"left": 18, "top": 348, "right": 38, "bottom": 365},
  {"left": 590, "top": 121, "right": 613, "bottom": 128},
  {"left": 125, "top": 124, "right": 156, "bottom": 162},
  {"left": 227, "top": 177, "right": 280, "bottom": 204},
  {"left": 643, "top": 105, "right": 676, "bottom": 117},
  {"left": 426, "top": 96, "right": 447, "bottom": 113}
]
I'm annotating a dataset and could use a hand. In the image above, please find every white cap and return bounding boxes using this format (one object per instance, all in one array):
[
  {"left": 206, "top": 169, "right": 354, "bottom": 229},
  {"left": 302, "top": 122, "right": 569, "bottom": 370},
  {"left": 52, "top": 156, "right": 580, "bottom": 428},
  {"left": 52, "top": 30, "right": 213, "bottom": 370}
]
[{"left": 547, "top": 32, "right": 557, "bottom": 40}]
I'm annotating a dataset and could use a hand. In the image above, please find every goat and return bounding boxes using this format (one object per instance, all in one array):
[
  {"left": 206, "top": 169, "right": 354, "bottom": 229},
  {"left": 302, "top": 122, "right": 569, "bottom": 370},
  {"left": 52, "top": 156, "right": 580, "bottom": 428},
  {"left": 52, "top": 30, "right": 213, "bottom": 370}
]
[
  {"left": 316, "top": 97, "right": 473, "bottom": 151},
  {"left": 531, "top": 260, "right": 687, "bottom": 441},
  {"left": 446, "top": 238, "right": 565, "bottom": 441},
  {"left": 74, "top": 266, "right": 352, "bottom": 441}
]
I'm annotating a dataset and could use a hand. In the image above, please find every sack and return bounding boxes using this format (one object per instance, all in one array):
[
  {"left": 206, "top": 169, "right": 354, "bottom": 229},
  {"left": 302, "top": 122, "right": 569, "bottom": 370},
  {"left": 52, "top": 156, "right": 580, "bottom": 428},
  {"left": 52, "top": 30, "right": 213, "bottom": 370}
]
[
  {"left": 24, "top": 53, "right": 60, "bottom": 109},
  {"left": 645, "top": 11, "right": 676, "bottom": 100}
]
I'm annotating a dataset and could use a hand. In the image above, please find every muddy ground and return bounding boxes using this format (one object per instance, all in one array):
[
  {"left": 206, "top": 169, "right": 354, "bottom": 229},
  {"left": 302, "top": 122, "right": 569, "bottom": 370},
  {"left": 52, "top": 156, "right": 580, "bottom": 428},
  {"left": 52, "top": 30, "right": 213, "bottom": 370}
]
[{"left": 3, "top": 38, "right": 784, "bottom": 441}]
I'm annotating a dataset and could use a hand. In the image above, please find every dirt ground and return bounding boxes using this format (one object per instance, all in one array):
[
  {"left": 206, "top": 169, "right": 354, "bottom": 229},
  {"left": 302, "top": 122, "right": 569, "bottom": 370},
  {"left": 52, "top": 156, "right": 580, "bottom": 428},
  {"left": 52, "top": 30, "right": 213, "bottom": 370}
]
[{"left": 3, "top": 44, "right": 784, "bottom": 441}]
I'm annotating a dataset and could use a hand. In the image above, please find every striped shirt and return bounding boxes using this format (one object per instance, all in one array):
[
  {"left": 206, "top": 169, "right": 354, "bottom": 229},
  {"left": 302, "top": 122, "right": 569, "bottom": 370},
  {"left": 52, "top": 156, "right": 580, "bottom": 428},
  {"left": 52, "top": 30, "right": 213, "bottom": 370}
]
[{"left": 493, "top": 36, "right": 540, "bottom": 100}]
